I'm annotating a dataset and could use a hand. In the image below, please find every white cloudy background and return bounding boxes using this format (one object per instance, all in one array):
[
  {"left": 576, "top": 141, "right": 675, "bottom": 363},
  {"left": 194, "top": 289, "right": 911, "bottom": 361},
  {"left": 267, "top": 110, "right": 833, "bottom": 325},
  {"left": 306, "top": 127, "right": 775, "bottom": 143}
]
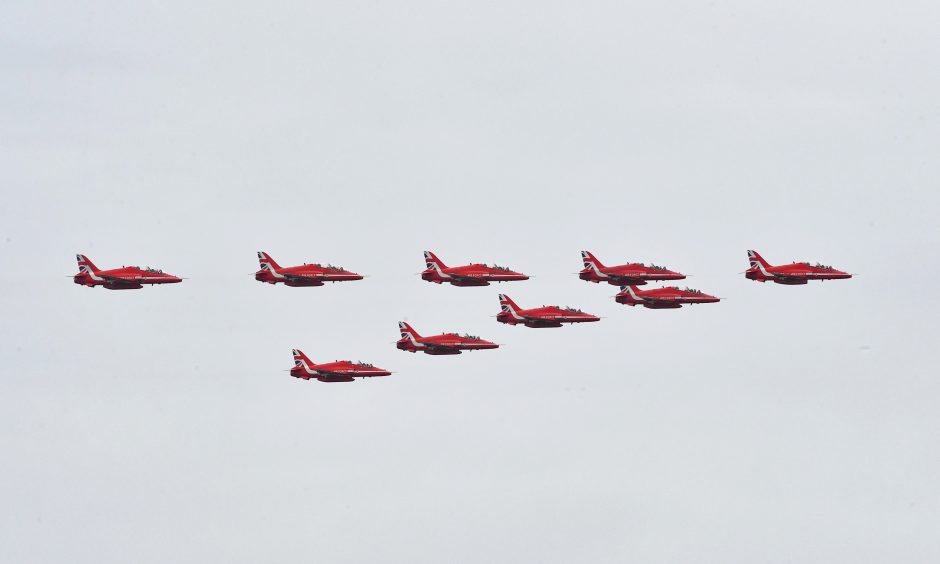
[{"left": 2, "top": 1, "right": 939, "bottom": 562}]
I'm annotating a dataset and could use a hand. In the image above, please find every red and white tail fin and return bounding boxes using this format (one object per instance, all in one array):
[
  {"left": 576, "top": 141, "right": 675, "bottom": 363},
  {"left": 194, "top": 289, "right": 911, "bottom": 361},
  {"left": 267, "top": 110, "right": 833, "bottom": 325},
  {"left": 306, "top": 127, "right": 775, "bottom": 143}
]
[
  {"left": 581, "top": 251, "right": 604, "bottom": 270},
  {"left": 424, "top": 251, "right": 447, "bottom": 270},
  {"left": 291, "top": 348, "right": 315, "bottom": 368},
  {"left": 258, "top": 251, "right": 282, "bottom": 272},
  {"left": 399, "top": 321, "right": 421, "bottom": 340},
  {"left": 76, "top": 254, "right": 100, "bottom": 274},
  {"left": 498, "top": 294, "right": 522, "bottom": 313},
  {"left": 398, "top": 321, "right": 421, "bottom": 346},
  {"left": 747, "top": 250, "right": 771, "bottom": 269}
]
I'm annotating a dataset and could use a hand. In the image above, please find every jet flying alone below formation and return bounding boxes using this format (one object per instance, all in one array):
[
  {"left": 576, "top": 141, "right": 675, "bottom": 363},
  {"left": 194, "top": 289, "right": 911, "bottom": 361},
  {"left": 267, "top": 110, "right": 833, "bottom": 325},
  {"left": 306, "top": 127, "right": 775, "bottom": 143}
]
[
  {"left": 421, "top": 251, "right": 529, "bottom": 286},
  {"left": 579, "top": 251, "right": 685, "bottom": 286},
  {"left": 72, "top": 254, "right": 182, "bottom": 290},
  {"left": 255, "top": 251, "right": 363, "bottom": 286},
  {"left": 496, "top": 294, "right": 600, "bottom": 328},
  {"left": 615, "top": 285, "right": 720, "bottom": 309},
  {"left": 396, "top": 322, "right": 499, "bottom": 355},
  {"left": 745, "top": 250, "right": 852, "bottom": 285},
  {"left": 289, "top": 349, "right": 391, "bottom": 382}
]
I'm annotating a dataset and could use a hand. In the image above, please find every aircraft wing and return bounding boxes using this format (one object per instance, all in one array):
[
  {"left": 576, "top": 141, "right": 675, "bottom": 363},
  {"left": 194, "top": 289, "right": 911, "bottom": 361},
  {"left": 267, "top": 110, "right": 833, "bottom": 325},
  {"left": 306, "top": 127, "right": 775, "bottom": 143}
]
[
  {"left": 770, "top": 272, "right": 807, "bottom": 282},
  {"left": 424, "top": 343, "right": 460, "bottom": 352},
  {"left": 608, "top": 274, "right": 646, "bottom": 284},
  {"left": 445, "top": 273, "right": 489, "bottom": 284},
  {"left": 282, "top": 273, "right": 324, "bottom": 283},
  {"left": 313, "top": 370, "right": 356, "bottom": 382},
  {"left": 641, "top": 296, "right": 676, "bottom": 305},
  {"left": 100, "top": 274, "right": 141, "bottom": 285},
  {"left": 313, "top": 369, "right": 351, "bottom": 378}
]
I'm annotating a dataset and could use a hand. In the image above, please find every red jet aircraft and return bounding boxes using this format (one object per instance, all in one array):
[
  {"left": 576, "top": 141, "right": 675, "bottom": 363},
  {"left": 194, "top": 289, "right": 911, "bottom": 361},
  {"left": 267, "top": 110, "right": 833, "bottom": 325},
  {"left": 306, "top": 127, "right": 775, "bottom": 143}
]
[
  {"left": 579, "top": 251, "right": 685, "bottom": 286},
  {"left": 396, "top": 321, "right": 499, "bottom": 355},
  {"left": 496, "top": 294, "right": 600, "bottom": 328},
  {"left": 255, "top": 251, "right": 363, "bottom": 286},
  {"left": 421, "top": 251, "right": 529, "bottom": 286},
  {"left": 615, "top": 285, "right": 720, "bottom": 309},
  {"left": 745, "top": 250, "right": 852, "bottom": 285},
  {"left": 72, "top": 254, "right": 182, "bottom": 290},
  {"left": 289, "top": 349, "right": 392, "bottom": 382}
]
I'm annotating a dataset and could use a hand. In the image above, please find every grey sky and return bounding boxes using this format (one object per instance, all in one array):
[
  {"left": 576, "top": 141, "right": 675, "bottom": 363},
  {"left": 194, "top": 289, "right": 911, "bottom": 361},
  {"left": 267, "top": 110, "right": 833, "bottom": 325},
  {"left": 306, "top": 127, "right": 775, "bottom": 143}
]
[{"left": 2, "top": 1, "right": 939, "bottom": 562}]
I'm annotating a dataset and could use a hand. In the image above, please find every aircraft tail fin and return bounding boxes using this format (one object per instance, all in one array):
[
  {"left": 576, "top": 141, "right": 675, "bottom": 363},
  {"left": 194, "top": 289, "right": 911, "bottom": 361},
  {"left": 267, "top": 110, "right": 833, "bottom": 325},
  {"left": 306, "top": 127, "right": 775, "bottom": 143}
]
[
  {"left": 581, "top": 251, "right": 604, "bottom": 270},
  {"left": 258, "top": 251, "right": 282, "bottom": 272},
  {"left": 424, "top": 251, "right": 447, "bottom": 270},
  {"left": 291, "top": 348, "right": 315, "bottom": 368},
  {"left": 399, "top": 321, "right": 421, "bottom": 340},
  {"left": 498, "top": 293, "right": 521, "bottom": 313},
  {"left": 747, "top": 250, "right": 771, "bottom": 269},
  {"left": 76, "top": 254, "right": 100, "bottom": 274}
]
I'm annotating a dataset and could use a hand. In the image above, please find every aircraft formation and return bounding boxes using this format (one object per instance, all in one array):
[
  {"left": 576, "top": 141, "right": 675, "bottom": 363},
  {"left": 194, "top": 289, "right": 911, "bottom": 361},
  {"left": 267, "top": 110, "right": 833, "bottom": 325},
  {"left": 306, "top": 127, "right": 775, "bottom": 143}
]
[{"left": 72, "top": 249, "right": 853, "bottom": 383}]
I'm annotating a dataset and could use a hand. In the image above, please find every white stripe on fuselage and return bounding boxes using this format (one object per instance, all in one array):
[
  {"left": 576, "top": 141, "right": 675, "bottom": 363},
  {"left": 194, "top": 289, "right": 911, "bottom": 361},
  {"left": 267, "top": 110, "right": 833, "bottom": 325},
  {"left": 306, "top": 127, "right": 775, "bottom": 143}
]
[
  {"left": 80, "top": 265, "right": 105, "bottom": 281},
  {"left": 755, "top": 264, "right": 776, "bottom": 278},
  {"left": 428, "top": 263, "right": 451, "bottom": 278},
  {"left": 401, "top": 332, "right": 425, "bottom": 348},
  {"left": 587, "top": 263, "right": 609, "bottom": 278},
  {"left": 625, "top": 287, "right": 643, "bottom": 301},
  {"left": 261, "top": 263, "right": 285, "bottom": 279},
  {"left": 501, "top": 304, "right": 527, "bottom": 321}
]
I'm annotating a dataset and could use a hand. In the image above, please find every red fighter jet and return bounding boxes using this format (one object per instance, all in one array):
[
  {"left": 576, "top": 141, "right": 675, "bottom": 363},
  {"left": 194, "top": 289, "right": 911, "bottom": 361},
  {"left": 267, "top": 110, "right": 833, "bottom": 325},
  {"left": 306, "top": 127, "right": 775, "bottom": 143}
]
[
  {"left": 745, "top": 250, "right": 852, "bottom": 285},
  {"left": 579, "top": 251, "right": 685, "bottom": 286},
  {"left": 396, "top": 321, "right": 499, "bottom": 355},
  {"left": 289, "top": 349, "right": 392, "bottom": 382},
  {"left": 255, "top": 251, "right": 364, "bottom": 286},
  {"left": 72, "top": 254, "right": 182, "bottom": 290},
  {"left": 615, "top": 285, "right": 720, "bottom": 309},
  {"left": 496, "top": 294, "right": 600, "bottom": 328},
  {"left": 421, "top": 251, "right": 529, "bottom": 287}
]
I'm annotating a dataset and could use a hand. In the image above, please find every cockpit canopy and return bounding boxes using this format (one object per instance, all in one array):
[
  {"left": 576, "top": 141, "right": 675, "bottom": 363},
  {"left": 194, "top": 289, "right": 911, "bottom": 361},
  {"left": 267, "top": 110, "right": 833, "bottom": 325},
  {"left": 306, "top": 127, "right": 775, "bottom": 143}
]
[
  {"left": 489, "top": 264, "right": 512, "bottom": 272},
  {"left": 354, "top": 361, "right": 374, "bottom": 367},
  {"left": 459, "top": 333, "right": 481, "bottom": 340},
  {"left": 682, "top": 287, "right": 702, "bottom": 294},
  {"left": 144, "top": 267, "right": 164, "bottom": 273},
  {"left": 561, "top": 306, "right": 583, "bottom": 313}
]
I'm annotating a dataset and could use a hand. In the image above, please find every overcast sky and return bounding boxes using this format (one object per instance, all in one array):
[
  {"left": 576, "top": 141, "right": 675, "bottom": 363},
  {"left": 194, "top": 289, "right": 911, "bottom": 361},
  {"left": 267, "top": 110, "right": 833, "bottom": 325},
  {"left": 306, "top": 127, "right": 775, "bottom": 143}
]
[{"left": 2, "top": 1, "right": 939, "bottom": 562}]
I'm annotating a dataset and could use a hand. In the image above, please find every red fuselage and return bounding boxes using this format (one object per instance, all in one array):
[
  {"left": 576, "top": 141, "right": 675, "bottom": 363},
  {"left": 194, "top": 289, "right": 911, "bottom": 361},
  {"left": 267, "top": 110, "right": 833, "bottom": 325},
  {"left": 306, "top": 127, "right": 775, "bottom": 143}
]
[
  {"left": 397, "top": 331, "right": 499, "bottom": 355},
  {"left": 421, "top": 251, "right": 528, "bottom": 287},
  {"left": 290, "top": 349, "right": 391, "bottom": 382},
  {"left": 616, "top": 286, "right": 720, "bottom": 309},
  {"left": 579, "top": 263, "right": 685, "bottom": 286},
  {"left": 256, "top": 264, "right": 364, "bottom": 286},
  {"left": 422, "top": 264, "right": 529, "bottom": 286},
  {"left": 745, "top": 250, "right": 851, "bottom": 285},
  {"left": 256, "top": 252, "right": 363, "bottom": 287},
  {"left": 497, "top": 295, "right": 600, "bottom": 328},
  {"left": 579, "top": 251, "right": 685, "bottom": 286},
  {"left": 746, "top": 263, "right": 852, "bottom": 285},
  {"left": 74, "top": 263, "right": 182, "bottom": 290}
]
